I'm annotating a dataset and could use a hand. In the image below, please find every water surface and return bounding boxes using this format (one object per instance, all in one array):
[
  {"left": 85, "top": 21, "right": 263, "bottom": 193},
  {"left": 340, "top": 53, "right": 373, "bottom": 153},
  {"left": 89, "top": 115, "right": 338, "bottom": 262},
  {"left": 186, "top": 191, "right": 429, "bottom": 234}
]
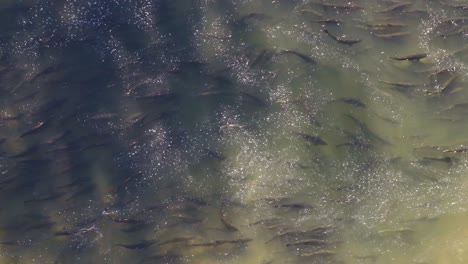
[{"left": 0, "top": 0, "right": 468, "bottom": 263}]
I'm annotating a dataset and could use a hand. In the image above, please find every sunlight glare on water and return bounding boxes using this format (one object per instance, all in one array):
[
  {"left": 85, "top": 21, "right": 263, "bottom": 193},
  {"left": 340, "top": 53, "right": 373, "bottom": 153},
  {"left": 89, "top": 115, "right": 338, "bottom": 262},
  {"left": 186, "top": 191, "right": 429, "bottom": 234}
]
[{"left": 0, "top": 0, "right": 467, "bottom": 263}]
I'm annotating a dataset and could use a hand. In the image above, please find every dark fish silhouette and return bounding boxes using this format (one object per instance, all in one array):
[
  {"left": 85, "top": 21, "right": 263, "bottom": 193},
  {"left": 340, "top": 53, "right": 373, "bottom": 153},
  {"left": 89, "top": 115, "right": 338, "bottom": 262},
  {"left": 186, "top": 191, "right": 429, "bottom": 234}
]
[
  {"left": 115, "top": 239, "right": 158, "bottom": 250},
  {"left": 273, "top": 203, "right": 313, "bottom": 209},
  {"left": 441, "top": 1, "right": 468, "bottom": 10},
  {"left": 188, "top": 239, "right": 252, "bottom": 247},
  {"left": 219, "top": 206, "right": 238, "bottom": 232},
  {"left": 377, "top": 2, "right": 412, "bottom": 13},
  {"left": 158, "top": 236, "right": 195, "bottom": 246},
  {"left": 390, "top": 53, "right": 427, "bottom": 61},
  {"left": 286, "top": 238, "right": 328, "bottom": 247},
  {"left": 238, "top": 13, "right": 272, "bottom": 24},
  {"left": 294, "top": 132, "right": 327, "bottom": 146},
  {"left": 267, "top": 226, "right": 334, "bottom": 243},
  {"left": 319, "top": 2, "right": 363, "bottom": 10},
  {"left": 280, "top": 50, "right": 317, "bottom": 64},
  {"left": 20, "top": 120, "right": 49, "bottom": 138},
  {"left": 24, "top": 192, "right": 65, "bottom": 204},
  {"left": 330, "top": 98, "right": 366, "bottom": 108},
  {"left": 380, "top": 80, "right": 418, "bottom": 88},
  {"left": 345, "top": 114, "right": 390, "bottom": 145},
  {"left": 312, "top": 19, "right": 343, "bottom": 25},
  {"left": 249, "top": 49, "right": 274, "bottom": 68},
  {"left": 323, "top": 29, "right": 361, "bottom": 46},
  {"left": 444, "top": 146, "right": 468, "bottom": 153},
  {"left": 374, "top": 32, "right": 410, "bottom": 39}
]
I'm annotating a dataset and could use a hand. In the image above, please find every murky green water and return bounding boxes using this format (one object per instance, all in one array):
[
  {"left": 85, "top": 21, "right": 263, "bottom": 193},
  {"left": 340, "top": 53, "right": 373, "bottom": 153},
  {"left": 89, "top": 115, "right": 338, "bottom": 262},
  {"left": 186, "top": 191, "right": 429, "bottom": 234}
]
[{"left": 0, "top": 0, "right": 468, "bottom": 263}]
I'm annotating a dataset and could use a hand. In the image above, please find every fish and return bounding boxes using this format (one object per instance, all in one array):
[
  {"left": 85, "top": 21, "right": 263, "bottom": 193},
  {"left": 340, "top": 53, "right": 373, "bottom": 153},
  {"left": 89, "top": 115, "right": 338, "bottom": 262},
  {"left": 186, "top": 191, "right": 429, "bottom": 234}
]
[
  {"left": 0, "top": 65, "right": 12, "bottom": 75},
  {"left": 319, "top": 2, "right": 363, "bottom": 10},
  {"left": 249, "top": 49, "right": 274, "bottom": 68},
  {"left": 336, "top": 140, "right": 372, "bottom": 150},
  {"left": 115, "top": 239, "right": 158, "bottom": 250},
  {"left": 354, "top": 255, "right": 379, "bottom": 261},
  {"left": 55, "top": 162, "right": 86, "bottom": 176},
  {"left": 198, "top": 90, "right": 266, "bottom": 106},
  {"left": 27, "top": 64, "right": 62, "bottom": 83},
  {"left": 197, "top": 90, "right": 234, "bottom": 97},
  {"left": 54, "top": 230, "right": 79, "bottom": 237},
  {"left": 329, "top": 98, "right": 366, "bottom": 108},
  {"left": 438, "top": 73, "right": 460, "bottom": 93},
  {"left": 219, "top": 206, "right": 239, "bottom": 232},
  {"left": 265, "top": 224, "right": 289, "bottom": 231},
  {"left": 441, "top": 1, "right": 468, "bottom": 10},
  {"left": 0, "top": 113, "right": 23, "bottom": 122},
  {"left": 10, "top": 144, "right": 40, "bottom": 158},
  {"left": 89, "top": 113, "right": 118, "bottom": 120},
  {"left": 280, "top": 50, "right": 317, "bottom": 64},
  {"left": 380, "top": 80, "right": 418, "bottom": 88},
  {"left": 24, "top": 221, "right": 56, "bottom": 231},
  {"left": 346, "top": 114, "right": 390, "bottom": 145},
  {"left": 0, "top": 241, "right": 20, "bottom": 247},
  {"left": 125, "top": 79, "right": 153, "bottom": 95},
  {"left": 205, "top": 149, "right": 226, "bottom": 161},
  {"left": 64, "top": 184, "right": 95, "bottom": 201},
  {"left": 19, "top": 119, "right": 49, "bottom": 138},
  {"left": 177, "top": 195, "right": 210, "bottom": 207},
  {"left": 443, "top": 146, "right": 468, "bottom": 153},
  {"left": 286, "top": 161, "right": 311, "bottom": 169},
  {"left": 365, "top": 23, "right": 408, "bottom": 29},
  {"left": 401, "top": 9, "right": 429, "bottom": 16},
  {"left": 440, "top": 17, "right": 468, "bottom": 24},
  {"left": 298, "top": 250, "right": 336, "bottom": 257},
  {"left": 390, "top": 53, "right": 427, "bottom": 61},
  {"left": 240, "top": 92, "right": 267, "bottom": 106},
  {"left": 426, "top": 73, "right": 460, "bottom": 96},
  {"left": 134, "top": 92, "right": 177, "bottom": 101},
  {"left": 273, "top": 203, "right": 313, "bottom": 209},
  {"left": 127, "top": 112, "right": 147, "bottom": 127},
  {"left": 420, "top": 157, "right": 457, "bottom": 164},
  {"left": 323, "top": 29, "right": 361, "bottom": 46},
  {"left": 377, "top": 2, "right": 412, "bottom": 13},
  {"left": 441, "top": 102, "right": 468, "bottom": 115},
  {"left": 158, "top": 236, "right": 196, "bottom": 246},
  {"left": 79, "top": 142, "right": 110, "bottom": 152},
  {"left": 46, "top": 130, "right": 71, "bottom": 144},
  {"left": 377, "top": 228, "right": 414, "bottom": 235},
  {"left": 0, "top": 176, "right": 16, "bottom": 186},
  {"left": 263, "top": 197, "right": 289, "bottom": 204},
  {"left": 429, "top": 68, "right": 456, "bottom": 79},
  {"left": 286, "top": 239, "right": 328, "bottom": 247},
  {"left": 238, "top": 13, "right": 272, "bottom": 24},
  {"left": 249, "top": 217, "right": 281, "bottom": 227},
  {"left": 294, "top": 132, "right": 327, "bottom": 146},
  {"left": 373, "top": 31, "right": 410, "bottom": 39},
  {"left": 120, "top": 223, "right": 151, "bottom": 233},
  {"left": 109, "top": 217, "right": 145, "bottom": 225},
  {"left": 168, "top": 214, "right": 203, "bottom": 225},
  {"left": 17, "top": 213, "right": 49, "bottom": 220},
  {"left": 440, "top": 25, "right": 468, "bottom": 37},
  {"left": 300, "top": 9, "right": 324, "bottom": 17},
  {"left": 188, "top": 239, "right": 252, "bottom": 247},
  {"left": 267, "top": 226, "right": 334, "bottom": 243},
  {"left": 311, "top": 19, "right": 343, "bottom": 25},
  {"left": 18, "top": 158, "right": 51, "bottom": 166},
  {"left": 37, "top": 99, "right": 67, "bottom": 115},
  {"left": 24, "top": 192, "right": 65, "bottom": 204}
]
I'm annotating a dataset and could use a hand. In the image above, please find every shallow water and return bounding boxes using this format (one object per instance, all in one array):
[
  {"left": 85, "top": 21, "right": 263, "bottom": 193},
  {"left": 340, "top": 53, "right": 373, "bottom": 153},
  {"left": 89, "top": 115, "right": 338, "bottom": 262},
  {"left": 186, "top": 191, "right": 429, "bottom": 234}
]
[{"left": 0, "top": 0, "right": 468, "bottom": 263}]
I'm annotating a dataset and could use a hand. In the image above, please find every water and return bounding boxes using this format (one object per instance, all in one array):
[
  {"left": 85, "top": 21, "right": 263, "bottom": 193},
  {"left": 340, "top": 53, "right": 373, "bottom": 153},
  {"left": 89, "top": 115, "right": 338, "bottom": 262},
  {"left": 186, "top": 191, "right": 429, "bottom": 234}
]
[{"left": 0, "top": 0, "right": 467, "bottom": 263}]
